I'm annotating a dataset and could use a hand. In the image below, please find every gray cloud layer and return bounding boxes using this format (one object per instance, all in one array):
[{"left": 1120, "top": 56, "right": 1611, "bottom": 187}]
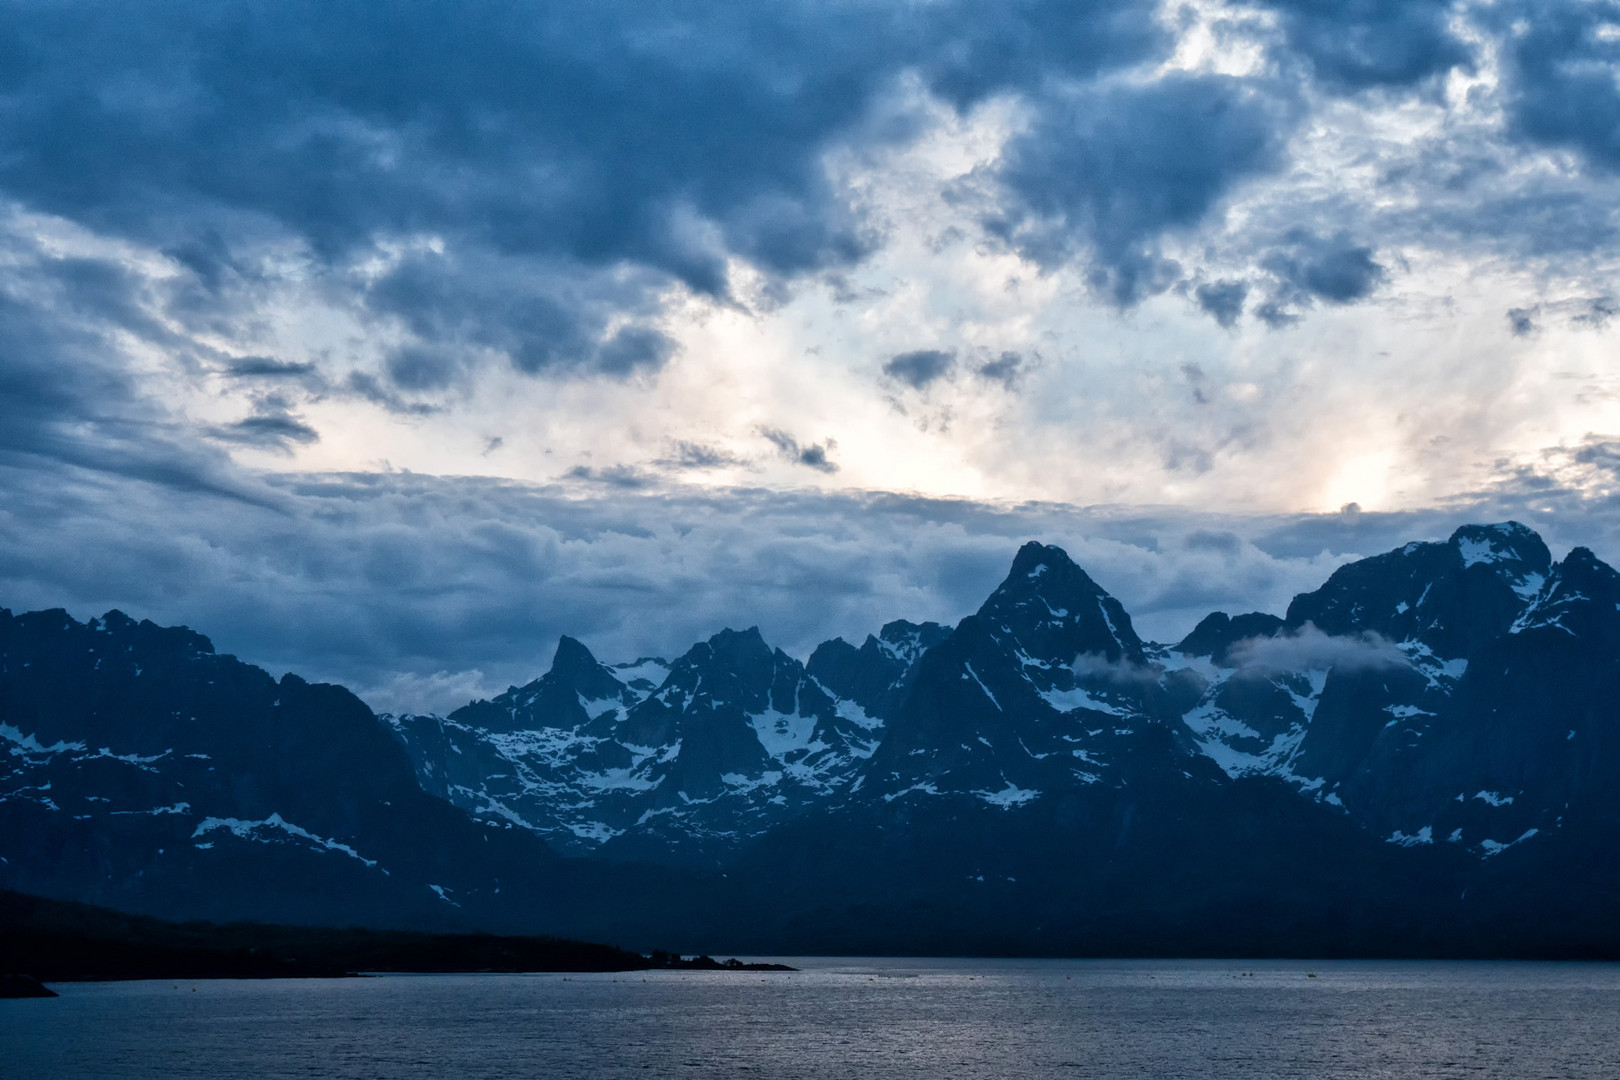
[{"left": 4, "top": 441, "right": 1617, "bottom": 713}]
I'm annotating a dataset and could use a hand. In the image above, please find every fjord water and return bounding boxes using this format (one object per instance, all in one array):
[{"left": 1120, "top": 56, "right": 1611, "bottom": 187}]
[{"left": 5, "top": 960, "right": 1620, "bottom": 1079}]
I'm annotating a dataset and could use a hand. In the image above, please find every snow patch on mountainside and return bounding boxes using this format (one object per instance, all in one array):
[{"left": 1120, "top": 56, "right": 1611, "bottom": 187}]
[
  {"left": 1039, "top": 685, "right": 1120, "bottom": 715},
  {"left": 1479, "top": 829, "right": 1539, "bottom": 856},
  {"left": 0, "top": 723, "right": 87, "bottom": 756},
  {"left": 192, "top": 813, "right": 380, "bottom": 867},
  {"left": 976, "top": 779, "right": 1039, "bottom": 807},
  {"left": 750, "top": 707, "right": 819, "bottom": 759}
]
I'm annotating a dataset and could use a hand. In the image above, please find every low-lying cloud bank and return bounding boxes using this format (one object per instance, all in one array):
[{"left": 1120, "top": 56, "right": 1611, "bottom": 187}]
[
  {"left": 3, "top": 452, "right": 1615, "bottom": 714},
  {"left": 1225, "top": 624, "right": 1409, "bottom": 674}
]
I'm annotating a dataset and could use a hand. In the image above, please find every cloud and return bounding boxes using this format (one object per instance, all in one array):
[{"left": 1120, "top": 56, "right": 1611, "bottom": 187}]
[
  {"left": 977, "top": 73, "right": 1292, "bottom": 305},
  {"left": 760, "top": 428, "right": 839, "bottom": 474},
  {"left": 1072, "top": 651, "right": 1159, "bottom": 687},
  {"left": 1194, "top": 280, "right": 1248, "bottom": 328},
  {"left": 1572, "top": 296, "right": 1617, "bottom": 330},
  {"left": 1263, "top": 230, "right": 1385, "bottom": 304},
  {"left": 225, "top": 357, "right": 319, "bottom": 379},
  {"left": 4, "top": 442, "right": 1620, "bottom": 714},
  {"left": 0, "top": 0, "right": 1170, "bottom": 405},
  {"left": 1185, "top": 530, "right": 1242, "bottom": 555},
  {"left": 883, "top": 349, "right": 956, "bottom": 389},
  {"left": 0, "top": 231, "right": 262, "bottom": 500},
  {"left": 208, "top": 411, "right": 320, "bottom": 453},
  {"left": 1261, "top": 0, "right": 1472, "bottom": 91},
  {"left": 658, "top": 441, "right": 746, "bottom": 471},
  {"left": 562, "top": 464, "right": 654, "bottom": 489},
  {"left": 7, "top": 0, "right": 1620, "bottom": 725},
  {"left": 1499, "top": 0, "right": 1620, "bottom": 172},
  {"left": 977, "top": 352, "right": 1023, "bottom": 388},
  {"left": 1226, "top": 623, "right": 1408, "bottom": 674}
]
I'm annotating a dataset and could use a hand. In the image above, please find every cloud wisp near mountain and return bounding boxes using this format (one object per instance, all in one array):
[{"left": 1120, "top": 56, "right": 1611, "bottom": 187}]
[{"left": 5, "top": 521, "right": 1619, "bottom": 956}]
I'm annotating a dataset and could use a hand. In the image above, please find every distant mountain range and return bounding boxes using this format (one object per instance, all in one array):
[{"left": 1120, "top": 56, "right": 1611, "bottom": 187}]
[{"left": 5, "top": 522, "right": 1619, "bottom": 956}]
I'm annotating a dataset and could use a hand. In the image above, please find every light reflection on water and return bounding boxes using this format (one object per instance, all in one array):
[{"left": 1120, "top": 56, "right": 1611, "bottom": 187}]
[{"left": 4, "top": 958, "right": 1620, "bottom": 1079}]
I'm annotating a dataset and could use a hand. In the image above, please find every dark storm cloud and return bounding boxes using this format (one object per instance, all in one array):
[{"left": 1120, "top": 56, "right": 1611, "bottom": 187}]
[
  {"left": 361, "top": 249, "right": 683, "bottom": 382},
  {"left": 596, "top": 326, "right": 678, "bottom": 377},
  {"left": 0, "top": 0, "right": 1170, "bottom": 388},
  {"left": 385, "top": 346, "right": 464, "bottom": 393},
  {"left": 1498, "top": 0, "right": 1620, "bottom": 172},
  {"left": 1500, "top": 296, "right": 1618, "bottom": 339},
  {"left": 1260, "top": 0, "right": 1472, "bottom": 91},
  {"left": 977, "top": 73, "right": 1291, "bottom": 305},
  {"left": 0, "top": 0, "right": 1535, "bottom": 405},
  {"left": 562, "top": 464, "right": 655, "bottom": 489},
  {"left": 1185, "top": 530, "right": 1242, "bottom": 555},
  {"left": 883, "top": 349, "right": 956, "bottom": 389},
  {"left": 1573, "top": 296, "right": 1617, "bottom": 330},
  {"left": 342, "top": 372, "right": 442, "bottom": 417}
]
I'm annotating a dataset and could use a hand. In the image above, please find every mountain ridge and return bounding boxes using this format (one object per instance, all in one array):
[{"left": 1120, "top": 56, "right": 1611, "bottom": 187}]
[{"left": 5, "top": 519, "right": 1620, "bottom": 955}]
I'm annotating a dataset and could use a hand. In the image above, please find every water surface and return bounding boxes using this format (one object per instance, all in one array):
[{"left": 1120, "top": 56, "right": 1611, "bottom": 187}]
[{"left": 4, "top": 958, "right": 1618, "bottom": 1079}]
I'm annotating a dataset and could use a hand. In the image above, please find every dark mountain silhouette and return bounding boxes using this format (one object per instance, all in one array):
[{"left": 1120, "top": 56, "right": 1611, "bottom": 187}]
[{"left": 5, "top": 521, "right": 1620, "bottom": 956}]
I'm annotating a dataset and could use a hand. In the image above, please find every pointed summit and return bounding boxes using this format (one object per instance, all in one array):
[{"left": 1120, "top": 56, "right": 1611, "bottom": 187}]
[
  {"left": 448, "top": 635, "right": 630, "bottom": 732},
  {"left": 547, "top": 636, "right": 624, "bottom": 701},
  {"left": 979, "top": 542, "right": 1143, "bottom": 664}
]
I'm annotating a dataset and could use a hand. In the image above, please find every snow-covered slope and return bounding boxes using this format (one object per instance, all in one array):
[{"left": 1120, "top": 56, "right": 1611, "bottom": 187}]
[
  {"left": 1168, "top": 523, "right": 1620, "bottom": 860},
  {"left": 386, "top": 621, "right": 945, "bottom": 864},
  {"left": 0, "top": 608, "right": 569, "bottom": 927},
  {"left": 388, "top": 522, "right": 1620, "bottom": 873}
]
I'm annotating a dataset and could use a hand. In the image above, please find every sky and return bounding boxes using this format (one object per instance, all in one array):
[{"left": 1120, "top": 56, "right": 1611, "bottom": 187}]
[{"left": 4, "top": 0, "right": 1620, "bottom": 712}]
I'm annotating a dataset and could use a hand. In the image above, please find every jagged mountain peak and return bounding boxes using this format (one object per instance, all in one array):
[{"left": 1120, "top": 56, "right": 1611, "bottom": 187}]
[
  {"left": 803, "top": 620, "right": 947, "bottom": 727},
  {"left": 979, "top": 542, "right": 1143, "bottom": 664},
  {"left": 531, "top": 637, "right": 631, "bottom": 705},
  {"left": 1509, "top": 545, "right": 1620, "bottom": 645},
  {"left": 874, "top": 619, "right": 947, "bottom": 662},
  {"left": 1284, "top": 521, "right": 1551, "bottom": 658},
  {"left": 31, "top": 606, "right": 218, "bottom": 661},
  {"left": 1557, "top": 544, "right": 1616, "bottom": 579},
  {"left": 1175, "top": 611, "right": 1285, "bottom": 664},
  {"left": 551, "top": 634, "right": 598, "bottom": 670},
  {"left": 668, "top": 626, "right": 774, "bottom": 674},
  {"left": 444, "top": 635, "right": 632, "bottom": 734}
]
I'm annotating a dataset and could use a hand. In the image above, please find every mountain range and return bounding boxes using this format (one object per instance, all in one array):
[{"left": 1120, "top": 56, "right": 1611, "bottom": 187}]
[{"left": 4, "top": 521, "right": 1618, "bottom": 955}]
